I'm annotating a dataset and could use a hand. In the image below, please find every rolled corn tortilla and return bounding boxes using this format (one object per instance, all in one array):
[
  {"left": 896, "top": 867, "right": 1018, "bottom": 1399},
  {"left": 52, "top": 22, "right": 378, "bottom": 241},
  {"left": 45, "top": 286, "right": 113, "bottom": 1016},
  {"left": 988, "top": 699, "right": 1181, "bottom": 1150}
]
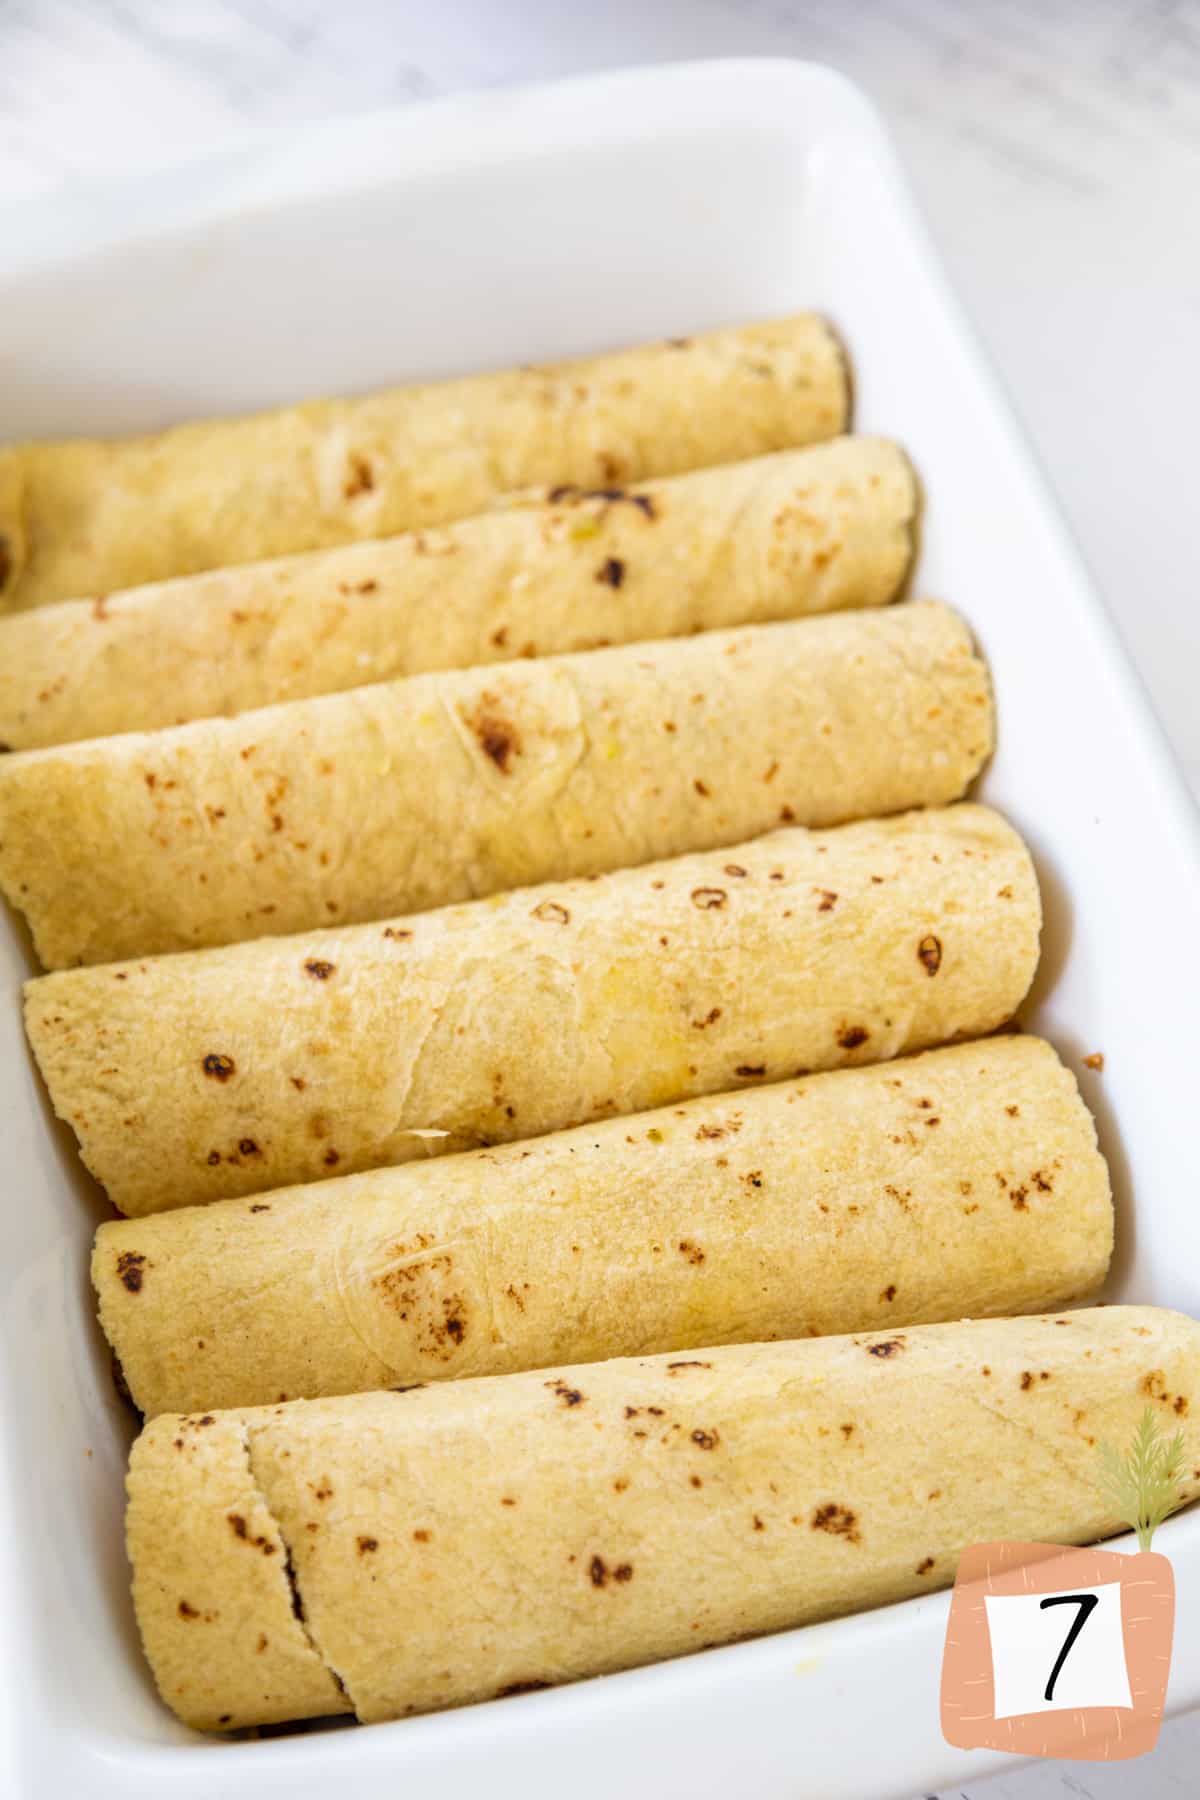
[
  {"left": 95, "top": 1037, "right": 1111, "bottom": 1417},
  {"left": 0, "top": 600, "right": 993, "bottom": 968},
  {"left": 0, "top": 314, "right": 847, "bottom": 610},
  {"left": 0, "top": 438, "right": 915, "bottom": 750},
  {"left": 27, "top": 804, "right": 1040, "bottom": 1217},
  {"left": 127, "top": 1307, "right": 1200, "bottom": 1731}
]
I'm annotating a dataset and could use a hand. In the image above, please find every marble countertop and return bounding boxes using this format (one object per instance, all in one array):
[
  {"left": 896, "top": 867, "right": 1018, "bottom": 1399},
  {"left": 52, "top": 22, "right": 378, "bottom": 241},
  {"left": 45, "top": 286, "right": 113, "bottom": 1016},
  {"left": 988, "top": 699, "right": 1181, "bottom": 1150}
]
[{"left": 2, "top": 4, "right": 1198, "bottom": 1796}]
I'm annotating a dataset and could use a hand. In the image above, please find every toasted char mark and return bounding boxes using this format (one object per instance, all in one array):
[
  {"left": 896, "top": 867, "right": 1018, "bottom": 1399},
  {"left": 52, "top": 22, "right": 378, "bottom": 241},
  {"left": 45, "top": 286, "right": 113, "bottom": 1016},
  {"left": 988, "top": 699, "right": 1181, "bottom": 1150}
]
[
  {"left": 595, "top": 557, "right": 625, "bottom": 588},
  {"left": 918, "top": 934, "right": 943, "bottom": 976},
  {"left": 342, "top": 453, "right": 375, "bottom": 499},
  {"left": 466, "top": 698, "right": 521, "bottom": 772},
  {"left": 116, "top": 1250, "right": 146, "bottom": 1293},
  {"left": 546, "top": 1379, "right": 585, "bottom": 1407},
  {"left": 589, "top": 1555, "right": 635, "bottom": 1588},
  {"left": 811, "top": 1503, "right": 860, "bottom": 1544}
]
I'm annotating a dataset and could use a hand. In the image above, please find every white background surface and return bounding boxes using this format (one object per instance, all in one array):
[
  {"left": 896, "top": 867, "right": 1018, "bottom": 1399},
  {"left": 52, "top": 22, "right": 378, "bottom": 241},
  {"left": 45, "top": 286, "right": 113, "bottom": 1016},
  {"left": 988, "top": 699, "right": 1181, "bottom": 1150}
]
[{"left": 1, "top": 5, "right": 1197, "bottom": 1798}]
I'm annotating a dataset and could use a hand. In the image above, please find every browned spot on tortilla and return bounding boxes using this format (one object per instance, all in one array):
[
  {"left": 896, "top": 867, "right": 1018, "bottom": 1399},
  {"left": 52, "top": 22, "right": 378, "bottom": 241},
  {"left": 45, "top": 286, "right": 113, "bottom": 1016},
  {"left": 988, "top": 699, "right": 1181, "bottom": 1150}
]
[
  {"left": 116, "top": 1250, "right": 146, "bottom": 1293},
  {"left": 918, "top": 934, "right": 943, "bottom": 976},
  {"left": 467, "top": 698, "right": 520, "bottom": 771},
  {"left": 811, "top": 1503, "right": 860, "bottom": 1543},
  {"left": 532, "top": 901, "right": 570, "bottom": 924},
  {"left": 343, "top": 453, "right": 375, "bottom": 498},
  {"left": 837, "top": 1025, "right": 869, "bottom": 1049},
  {"left": 202, "top": 1052, "right": 235, "bottom": 1081},
  {"left": 371, "top": 1243, "right": 467, "bottom": 1360},
  {"left": 226, "top": 1511, "right": 277, "bottom": 1555},
  {"left": 595, "top": 556, "right": 625, "bottom": 588},
  {"left": 690, "top": 886, "right": 727, "bottom": 910}
]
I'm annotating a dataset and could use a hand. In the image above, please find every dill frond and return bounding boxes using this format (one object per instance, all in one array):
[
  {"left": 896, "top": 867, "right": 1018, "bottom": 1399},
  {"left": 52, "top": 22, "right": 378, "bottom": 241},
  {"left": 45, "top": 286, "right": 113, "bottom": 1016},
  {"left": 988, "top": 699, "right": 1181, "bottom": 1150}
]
[{"left": 1095, "top": 1406, "right": 1187, "bottom": 1553}]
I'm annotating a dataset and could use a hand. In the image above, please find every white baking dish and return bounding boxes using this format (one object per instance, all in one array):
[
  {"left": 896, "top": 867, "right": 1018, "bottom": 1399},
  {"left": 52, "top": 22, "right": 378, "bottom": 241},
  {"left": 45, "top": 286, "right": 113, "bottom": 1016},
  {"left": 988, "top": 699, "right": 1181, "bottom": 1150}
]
[{"left": 1, "top": 57, "right": 1198, "bottom": 1800}]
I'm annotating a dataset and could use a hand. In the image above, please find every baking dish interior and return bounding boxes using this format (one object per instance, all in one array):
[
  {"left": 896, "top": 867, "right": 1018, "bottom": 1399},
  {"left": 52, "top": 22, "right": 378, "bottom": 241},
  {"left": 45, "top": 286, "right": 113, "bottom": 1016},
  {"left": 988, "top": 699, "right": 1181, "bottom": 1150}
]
[{"left": 1, "top": 60, "right": 1198, "bottom": 1791}]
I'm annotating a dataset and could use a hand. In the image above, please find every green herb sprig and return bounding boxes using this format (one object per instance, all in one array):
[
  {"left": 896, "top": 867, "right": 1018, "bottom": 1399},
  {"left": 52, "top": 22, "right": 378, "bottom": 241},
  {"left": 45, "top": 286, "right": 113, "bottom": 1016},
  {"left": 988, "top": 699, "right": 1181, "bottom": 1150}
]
[{"left": 1095, "top": 1406, "right": 1187, "bottom": 1553}]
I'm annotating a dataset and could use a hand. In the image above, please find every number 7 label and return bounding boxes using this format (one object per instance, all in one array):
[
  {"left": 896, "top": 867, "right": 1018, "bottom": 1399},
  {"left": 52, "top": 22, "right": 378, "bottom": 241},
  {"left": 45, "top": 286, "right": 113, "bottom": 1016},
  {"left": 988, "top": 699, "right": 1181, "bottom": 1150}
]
[
  {"left": 986, "top": 1584, "right": 1129, "bottom": 1716},
  {"left": 1038, "top": 1593, "right": 1104, "bottom": 1705},
  {"left": 941, "top": 1542, "right": 1174, "bottom": 1761}
]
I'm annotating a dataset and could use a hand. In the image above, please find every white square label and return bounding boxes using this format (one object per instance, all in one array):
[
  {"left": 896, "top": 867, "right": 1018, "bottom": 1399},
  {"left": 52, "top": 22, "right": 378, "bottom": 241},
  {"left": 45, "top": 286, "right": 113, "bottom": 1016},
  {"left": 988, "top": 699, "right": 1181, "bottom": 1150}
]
[{"left": 984, "top": 1580, "right": 1133, "bottom": 1717}]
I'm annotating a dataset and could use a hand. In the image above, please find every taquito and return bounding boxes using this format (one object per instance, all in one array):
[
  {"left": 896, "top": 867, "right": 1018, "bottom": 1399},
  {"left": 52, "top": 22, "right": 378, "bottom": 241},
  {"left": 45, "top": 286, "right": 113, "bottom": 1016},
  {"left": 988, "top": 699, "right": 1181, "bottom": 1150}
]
[
  {"left": 126, "top": 1308, "right": 1200, "bottom": 1731},
  {"left": 27, "top": 804, "right": 1040, "bottom": 1216},
  {"left": 0, "top": 314, "right": 847, "bottom": 609},
  {"left": 0, "top": 601, "right": 992, "bottom": 967},
  {"left": 95, "top": 1037, "right": 1110, "bottom": 1416},
  {"left": 0, "top": 438, "right": 913, "bottom": 749}
]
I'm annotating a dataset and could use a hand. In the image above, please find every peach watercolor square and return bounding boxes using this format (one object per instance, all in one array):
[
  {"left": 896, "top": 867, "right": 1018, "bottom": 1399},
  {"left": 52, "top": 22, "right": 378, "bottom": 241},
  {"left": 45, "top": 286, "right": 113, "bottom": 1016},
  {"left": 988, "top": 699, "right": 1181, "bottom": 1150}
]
[{"left": 940, "top": 1540, "right": 1174, "bottom": 1762}]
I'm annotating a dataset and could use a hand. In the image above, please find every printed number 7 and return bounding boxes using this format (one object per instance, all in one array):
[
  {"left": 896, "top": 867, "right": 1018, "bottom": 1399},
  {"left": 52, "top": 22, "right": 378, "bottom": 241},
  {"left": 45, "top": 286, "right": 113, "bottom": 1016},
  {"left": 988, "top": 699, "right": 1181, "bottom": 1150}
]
[{"left": 1039, "top": 1593, "right": 1100, "bottom": 1702}]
